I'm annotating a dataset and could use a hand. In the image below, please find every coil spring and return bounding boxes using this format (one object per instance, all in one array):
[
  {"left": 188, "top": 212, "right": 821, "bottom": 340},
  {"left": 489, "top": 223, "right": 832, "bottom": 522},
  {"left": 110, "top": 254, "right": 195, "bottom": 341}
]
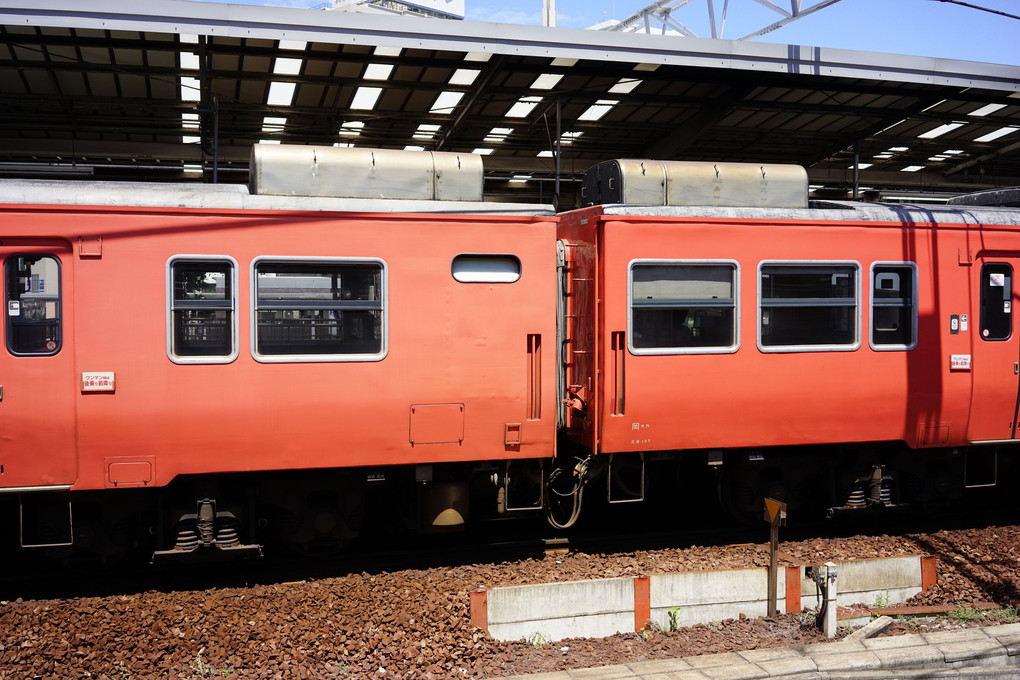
[
  {"left": 173, "top": 524, "right": 199, "bottom": 552},
  {"left": 846, "top": 487, "right": 866, "bottom": 508},
  {"left": 216, "top": 517, "right": 240, "bottom": 547}
]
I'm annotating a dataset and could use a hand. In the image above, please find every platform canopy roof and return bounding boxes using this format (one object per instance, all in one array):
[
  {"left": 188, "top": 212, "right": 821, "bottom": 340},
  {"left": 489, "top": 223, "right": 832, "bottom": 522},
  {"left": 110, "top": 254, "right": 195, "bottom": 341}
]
[{"left": 0, "top": 0, "right": 1018, "bottom": 205}]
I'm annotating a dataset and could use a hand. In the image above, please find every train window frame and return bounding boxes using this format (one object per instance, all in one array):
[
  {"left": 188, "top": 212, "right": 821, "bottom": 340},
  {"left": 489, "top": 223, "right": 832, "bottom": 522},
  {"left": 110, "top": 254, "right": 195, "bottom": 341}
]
[
  {"left": 979, "top": 262, "right": 1013, "bottom": 342},
  {"left": 5, "top": 254, "right": 62, "bottom": 356},
  {"left": 757, "top": 260, "right": 861, "bottom": 353},
  {"left": 869, "top": 262, "right": 918, "bottom": 351},
  {"left": 251, "top": 256, "right": 388, "bottom": 363},
  {"left": 627, "top": 259, "right": 740, "bottom": 355},
  {"left": 166, "top": 255, "right": 239, "bottom": 364}
]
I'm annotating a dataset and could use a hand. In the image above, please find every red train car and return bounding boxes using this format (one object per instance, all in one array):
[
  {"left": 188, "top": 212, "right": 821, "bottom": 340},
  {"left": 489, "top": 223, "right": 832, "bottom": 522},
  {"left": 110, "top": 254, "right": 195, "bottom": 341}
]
[
  {"left": 560, "top": 160, "right": 1020, "bottom": 523},
  {"left": 0, "top": 146, "right": 558, "bottom": 559}
]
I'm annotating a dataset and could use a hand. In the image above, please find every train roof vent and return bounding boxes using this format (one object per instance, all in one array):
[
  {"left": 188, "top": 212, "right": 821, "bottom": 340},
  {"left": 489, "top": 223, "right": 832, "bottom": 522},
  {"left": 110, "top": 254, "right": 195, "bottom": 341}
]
[
  {"left": 581, "top": 159, "right": 808, "bottom": 209},
  {"left": 250, "top": 144, "right": 484, "bottom": 201},
  {"left": 947, "top": 187, "right": 1020, "bottom": 208}
]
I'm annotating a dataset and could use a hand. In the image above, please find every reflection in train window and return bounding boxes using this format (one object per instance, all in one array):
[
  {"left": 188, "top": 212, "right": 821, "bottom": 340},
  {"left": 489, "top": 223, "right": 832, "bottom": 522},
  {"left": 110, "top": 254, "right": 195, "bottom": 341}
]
[
  {"left": 629, "top": 261, "right": 738, "bottom": 354},
  {"left": 871, "top": 263, "right": 917, "bottom": 350},
  {"left": 759, "top": 262, "right": 860, "bottom": 351},
  {"left": 452, "top": 254, "right": 521, "bottom": 283},
  {"left": 168, "top": 257, "right": 237, "bottom": 363},
  {"left": 5, "top": 254, "right": 61, "bottom": 356},
  {"left": 980, "top": 262, "right": 1012, "bottom": 342},
  {"left": 253, "top": 258, "right": 386, "bottom": 362}
]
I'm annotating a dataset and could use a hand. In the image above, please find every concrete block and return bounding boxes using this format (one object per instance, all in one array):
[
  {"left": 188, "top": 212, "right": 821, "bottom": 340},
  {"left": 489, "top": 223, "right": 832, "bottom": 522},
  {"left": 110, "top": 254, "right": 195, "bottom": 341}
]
[
  {"left": 799, "top": 557, "right": 923, "bottom": 608},
  {"left": 650, "top": 569, "right": 786, "bottom": 629},
  {"left": 988, "top": 623, "right": 1020, "bottom": 638},
  {"left": 872, "top": 643, "right": 945, "bottom": 668},
  {"left": 804, "top": 640, "right": 868, "bottom": 656},
  {"left": 996, "top": 634, "right": 1020, "bottom": 655},
  {"left": 658, "top": 671, "right": 713, "bottom": 680},
  {"left": 487, "top": 577, "right": 634, "bottom": 642}
]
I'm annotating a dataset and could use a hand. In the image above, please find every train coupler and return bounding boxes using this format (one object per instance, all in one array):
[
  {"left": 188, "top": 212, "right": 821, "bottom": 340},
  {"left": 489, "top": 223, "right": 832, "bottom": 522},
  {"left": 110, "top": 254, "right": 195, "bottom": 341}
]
[{"left": 151, "top": 498, "right": 262, "bottom": 563}]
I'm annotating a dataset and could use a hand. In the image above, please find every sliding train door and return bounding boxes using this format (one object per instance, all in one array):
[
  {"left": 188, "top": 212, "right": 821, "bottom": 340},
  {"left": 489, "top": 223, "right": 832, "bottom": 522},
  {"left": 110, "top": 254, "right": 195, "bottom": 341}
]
[
  {"left": 0, "top": 242, "right": 77, "bottom": 490},
  {"left": 968, "top": 260, "right": 1020, "bottom": 443}
]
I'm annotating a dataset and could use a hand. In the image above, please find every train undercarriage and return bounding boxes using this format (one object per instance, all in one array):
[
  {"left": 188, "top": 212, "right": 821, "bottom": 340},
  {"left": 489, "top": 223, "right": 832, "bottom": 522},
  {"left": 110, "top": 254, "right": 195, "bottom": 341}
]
[{"left": 3, "top": 441, "right": 1016, "bottom": 565}]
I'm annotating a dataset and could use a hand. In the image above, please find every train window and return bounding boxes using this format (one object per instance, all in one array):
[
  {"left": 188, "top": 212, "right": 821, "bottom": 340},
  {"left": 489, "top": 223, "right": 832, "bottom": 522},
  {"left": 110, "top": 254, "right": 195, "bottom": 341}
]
[
  {"left": 452, "top": 254, "right": 521, "bottom": 283},
  {"left": 167, "top": 257, "right": 238, "bottom": 363},
  {"left": 758, "top": 262, "right": 860, "bottom": 351},
  {"left": 980, "top": 263, "right": 1012, "bottom": 341},
  {"left": 5, "top": 254, "right": 61, "bottom": 356},
  {"left": 870, "top": 263, "right": 917, "bottom": 350},
  {"left": 253, "top": 258, "right": 386, "bottom": 362},
  {"left": 629, "top": 261, "right": 738, "bottom": 354}
]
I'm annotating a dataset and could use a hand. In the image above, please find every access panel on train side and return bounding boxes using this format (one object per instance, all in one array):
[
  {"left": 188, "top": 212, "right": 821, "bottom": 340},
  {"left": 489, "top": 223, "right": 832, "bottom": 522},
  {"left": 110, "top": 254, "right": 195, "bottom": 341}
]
[
  {"left": 60, "top": 209, "right": 559, "bottom": 491},
  {"left": 0, "top": 241, "right": 77, "bottom": 490},
  {"left": 592, "top": 215, "right": 956, "bottom": 455}
]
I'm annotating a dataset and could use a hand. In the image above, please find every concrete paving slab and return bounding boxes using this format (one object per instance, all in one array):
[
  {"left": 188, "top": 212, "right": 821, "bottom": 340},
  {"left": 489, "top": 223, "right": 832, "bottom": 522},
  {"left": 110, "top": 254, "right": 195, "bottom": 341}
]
[
  {"left": 735, "top": 648, "right": 803, "bottom": 663},
  {"left": 697, "top": 663, "right": 768, "bottom": 680},
  {"left": 871, "top": 643, "right": 945, "bottom": 668},
  {"left": 659, "top": 670, "right": 712, "bottom": 680},
  {"left": 860, "top": 632, "right": 928, "bottom": 650},
  {"left": 567, "top": 664, "right": 635, "bottom": 678},
  {"left": 937, "top": 637, "right": 1005, "bottom": 663},
  {"left": 685, "top": 652, "right": 747, "bottom": 668},
  {"left": 755, "top": 656, "right": 818, "bottom": 676},
  {"left": 803, "top": 640, "right": 868, "bottom": 656},
  {"left": 921, "top": 627, "right": 991, "bottom": 644},
  {"left": 987, "top": 622, "right": 1020, "bottom": 637},
  {"left": 995, "top": 633, "right": 1020, "bottom": 655},
  {"left": 811, "top": 650, "right": 881, "bottom": 672},
  {"left": 628, "top": 659, "right": 695, "bottom": 674}
]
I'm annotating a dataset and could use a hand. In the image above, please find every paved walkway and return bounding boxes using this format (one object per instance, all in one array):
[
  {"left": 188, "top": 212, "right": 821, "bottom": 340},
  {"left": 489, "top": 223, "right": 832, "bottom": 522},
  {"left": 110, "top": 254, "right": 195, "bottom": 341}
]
[{"left": 504, "top": 623, "right": 1020, "bottom": 679}]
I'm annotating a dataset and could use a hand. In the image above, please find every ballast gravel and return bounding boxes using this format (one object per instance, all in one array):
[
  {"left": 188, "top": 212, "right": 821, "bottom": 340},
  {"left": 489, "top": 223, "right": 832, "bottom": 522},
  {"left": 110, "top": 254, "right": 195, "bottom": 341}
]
[{"left": 3, "top": 524, "right": 1020, "bottom": 679}]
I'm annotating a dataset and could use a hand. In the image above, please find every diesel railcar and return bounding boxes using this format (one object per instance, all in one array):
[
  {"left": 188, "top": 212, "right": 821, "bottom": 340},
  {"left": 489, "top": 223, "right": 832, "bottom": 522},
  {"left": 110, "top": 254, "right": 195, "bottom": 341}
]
[{"left": 1, "top": 146, "right": 1019, "bottom": 561}]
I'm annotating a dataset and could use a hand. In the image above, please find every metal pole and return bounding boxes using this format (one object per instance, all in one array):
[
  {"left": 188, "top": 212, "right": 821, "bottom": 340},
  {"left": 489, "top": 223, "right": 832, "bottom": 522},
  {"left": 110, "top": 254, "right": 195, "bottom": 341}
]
[{"left": 852, "top": 142, "right": 859, "bottom": 200}]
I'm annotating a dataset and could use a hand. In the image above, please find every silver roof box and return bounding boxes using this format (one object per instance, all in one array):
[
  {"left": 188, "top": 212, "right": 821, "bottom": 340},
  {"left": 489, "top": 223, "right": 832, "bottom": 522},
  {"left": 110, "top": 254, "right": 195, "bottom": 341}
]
[
  {"left": 250, "top": 144, "right": 484, "bottom": 202},
  {"left": 582, "top": 159, "right": 808, "bottom": 209}
]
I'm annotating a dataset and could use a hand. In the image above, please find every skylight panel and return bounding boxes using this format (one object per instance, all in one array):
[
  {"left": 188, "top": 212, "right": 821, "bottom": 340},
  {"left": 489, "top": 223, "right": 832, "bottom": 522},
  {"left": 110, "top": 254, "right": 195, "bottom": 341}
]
[
  {"left": 918, "top": 122, "right": 966, "bottom": 139},
  {"left": 262, "top": 116, "right": 287, "bottom": 133},
  {"left": 509, "top": 174, "right": 531, "bottom": 183},
  {"left": 901, "top": 165, "right": 925, "bottom": 172},
  {"left": 578, "top": 100, "right": 618, "bottom": 122},
  {"left": 633, "top": 63, "right": 660, "bottom": 72},
  {"left": 375, "top": 46, "right": 402, "bottom": 57},
  {"left": 505, "top": 96, "right": 542, "bottom": 118},
  {"left": 180, "top": 76, "right": 201, "bottom": 102},
  {"left": 363, "top": 63, "right": 393, "bottom": 81},
  {"left": 273, "top": 58, "right": 303, "bottom": 76},
  {"left": 413, "top": 124, "right": 442, "bottom": 140},
  {"left": 338, "top": 121, "right": 364, "bottom": 137},
  {"left": 928, "top": 156, "right": 948, "bottom": 162},
  {"left": 472, "top": 148, "right": 494, "bottom": 155},
  {"left": 182, "top": 113, "right": 200, "bottom": 130},
  {"left": 180, "top": 51, "right": 199, "bottom": 70},
  {"left": 888, "top": 146, "right": 909, "bottom": 152},
  {"left": 350, "top": 86, "right": 382, "bottom": 110},
  {"left": 267, "top": 82, "right": 296, "bottom": 106},
  {"left": 873, "top": 154, "right": 893, "bottom": 159},
  {"left": 531, "top": 73, "right": 563, "bottom": 90},
  {"left": 609, "top": 79, "right": 641, "bottom": 94},
  {"left": 484, "top": 127, "right": 513, "bottom": 143},
  {"left": 537, "top": 150, "right": 554, "bottom": 158},
  {"left": 551, "top": 57, "right": 577, "bottom": 67},
  {"left": 464, "top": 52, "right": 491, "bottom": 62},
  {"left": 974, "top": 126, "right": 1019, "bottom": 143},
  {"left": 449, "top": 69, "right": 480, "bottom": 86},
  {"left": 404, "top": 145, "right": 425, "bottom": 151},
  {"left": 431, "top": 91, "right": 464, "bottom": 114},
  {"left": 279, "top": 40, "right": 307, "bottom": 51},
  {"left": 182, "top": 135, "right": 200, "bottom": 144},
  {"left": 560, "top": 131, "right": 583, "bottom": 144},
  {"left": 180, "top": 34, "right": 199, "bottom": 44},
  {"left": 259, "top": 139, "right": 281, "bottom": 145},
  {"left": 969, "top": 103, "right": 1006, "bottom": 117},
  {"left": 943, "top": 149, "right": 965, "bottom": 155},
  {"left": 850, "top": 163, "right": 873, "bottom": 169},
  {"left": 333, "top": 142, "right": 353, "bottom": 148}
]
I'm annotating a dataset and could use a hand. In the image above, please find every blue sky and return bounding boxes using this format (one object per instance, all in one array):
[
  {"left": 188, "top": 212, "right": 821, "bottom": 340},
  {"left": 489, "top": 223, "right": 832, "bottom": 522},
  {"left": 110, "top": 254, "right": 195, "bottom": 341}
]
[{"left": 205, "top": 0, "right": 1019, "bottom": 65}]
